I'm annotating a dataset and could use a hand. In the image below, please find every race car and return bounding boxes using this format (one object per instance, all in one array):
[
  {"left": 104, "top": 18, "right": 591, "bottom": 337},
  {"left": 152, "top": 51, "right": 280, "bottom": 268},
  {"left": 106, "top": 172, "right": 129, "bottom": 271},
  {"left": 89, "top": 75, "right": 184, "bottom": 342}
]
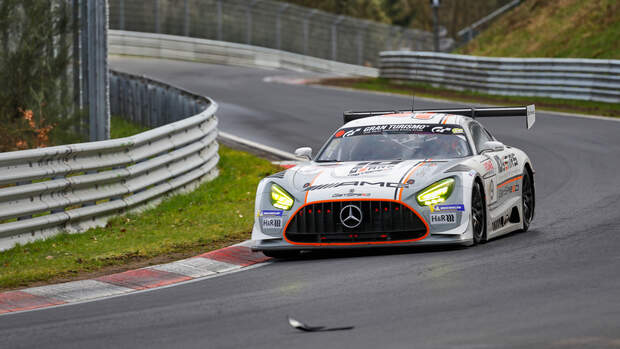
[{"left": 251, "top": 106, "right": 536, "bottom": 258}]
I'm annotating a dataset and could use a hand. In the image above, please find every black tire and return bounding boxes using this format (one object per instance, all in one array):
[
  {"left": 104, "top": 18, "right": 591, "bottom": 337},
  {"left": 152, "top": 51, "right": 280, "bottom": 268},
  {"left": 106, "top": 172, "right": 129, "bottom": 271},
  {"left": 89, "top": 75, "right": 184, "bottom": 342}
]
[
  {"left": 261, "top": 250, "right": 300, "bottom": 259},
  {"left": 471, "top": 181, "right": 487, "bottom": 245},
  {"left": 521, "top": 170, "right": 535, "bottom": 232}
]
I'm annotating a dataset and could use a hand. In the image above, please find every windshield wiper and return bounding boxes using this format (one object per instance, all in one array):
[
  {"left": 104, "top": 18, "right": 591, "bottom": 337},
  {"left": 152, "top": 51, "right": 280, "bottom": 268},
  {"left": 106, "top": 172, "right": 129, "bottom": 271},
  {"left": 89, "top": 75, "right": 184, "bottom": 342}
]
[{"left": 314, "top": 159, "right": 341, "bottom": 163}]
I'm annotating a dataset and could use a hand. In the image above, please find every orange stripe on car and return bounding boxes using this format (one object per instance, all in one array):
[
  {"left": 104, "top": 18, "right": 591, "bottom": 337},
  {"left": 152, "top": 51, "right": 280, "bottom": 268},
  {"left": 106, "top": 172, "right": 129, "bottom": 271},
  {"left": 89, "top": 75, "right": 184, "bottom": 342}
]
[
  {"left": 304, "top": 171, "right": 324, "bottom": 204},
  {"left": 497, "top": 175, "right": 523, "bottom": 189},
  {"left": 398, "top": 159, "right": 431, "bottom": 201},
  {"left": 415, "top": 113, "right": 435, "bottom": 120}
]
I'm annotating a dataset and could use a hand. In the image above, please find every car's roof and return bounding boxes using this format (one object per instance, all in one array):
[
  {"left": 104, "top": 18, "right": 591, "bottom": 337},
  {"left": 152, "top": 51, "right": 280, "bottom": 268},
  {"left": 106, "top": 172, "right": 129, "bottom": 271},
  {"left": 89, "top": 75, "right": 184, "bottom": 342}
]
[{"left": 343, "top": 111, "right": 472, "bottom": 128}]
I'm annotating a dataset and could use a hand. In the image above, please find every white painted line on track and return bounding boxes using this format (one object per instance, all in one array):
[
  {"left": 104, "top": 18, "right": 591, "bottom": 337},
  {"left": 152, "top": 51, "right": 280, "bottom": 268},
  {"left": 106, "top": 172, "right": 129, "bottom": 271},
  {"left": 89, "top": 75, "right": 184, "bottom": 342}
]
[{"left": 218, "top": 131, "right": 301, "bottom": 160}]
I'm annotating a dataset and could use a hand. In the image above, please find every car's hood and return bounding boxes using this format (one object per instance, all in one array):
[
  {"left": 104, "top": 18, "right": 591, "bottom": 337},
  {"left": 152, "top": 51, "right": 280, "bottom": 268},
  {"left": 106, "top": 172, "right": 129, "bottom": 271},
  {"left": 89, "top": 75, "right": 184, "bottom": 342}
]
[{"left": 290, "top": 159, "right": 459, "bottom": 203}]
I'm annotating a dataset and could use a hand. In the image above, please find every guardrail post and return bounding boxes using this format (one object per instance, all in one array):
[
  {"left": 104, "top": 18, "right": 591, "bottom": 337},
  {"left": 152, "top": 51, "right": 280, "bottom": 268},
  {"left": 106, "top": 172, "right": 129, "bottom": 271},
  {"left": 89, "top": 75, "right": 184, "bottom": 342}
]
[
  {"left": 357, "top": 22, "right": 368, "bottom": 66},
  {"left": 183, "top": 0, "right": 189, "bottom": 36},
  {"left": 246, "top": 0, "right": 261, "bottom": 45},
  {"left": 81, "top": 0, "right": 110, "bottom": 141},
  {"left": 216, "top": 0, "right": 222, "bottom": 41},
  {"left": 331, "top": 16, "right": 344, "bottom": 61},
  {"left": 431, "top": 0, "right": 440, "bottom": 52},
  {"left": 276, "top": 4, "right": 290, "bottom": 50},
  {"left": 154, "top": 0, "right": 160, "bottom": 34},
  {"left": 303, "top": 9, "right": 318, "bottom": 56},
  {"left": 118, "top": 0, "right": 124, "bottom": 30}
]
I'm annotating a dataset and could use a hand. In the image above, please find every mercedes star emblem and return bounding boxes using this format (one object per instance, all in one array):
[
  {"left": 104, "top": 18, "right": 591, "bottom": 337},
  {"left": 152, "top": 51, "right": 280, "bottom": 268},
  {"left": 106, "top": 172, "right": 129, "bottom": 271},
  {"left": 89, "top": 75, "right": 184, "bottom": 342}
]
[{"left": 340, "top": 205, "right": 362, "bottom": 229}]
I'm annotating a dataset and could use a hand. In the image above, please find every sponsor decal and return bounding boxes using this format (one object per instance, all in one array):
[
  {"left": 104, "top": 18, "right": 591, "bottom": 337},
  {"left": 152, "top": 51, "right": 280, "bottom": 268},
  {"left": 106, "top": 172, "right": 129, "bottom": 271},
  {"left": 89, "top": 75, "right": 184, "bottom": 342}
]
[
  {"left": 348, "top": 161, "right": 402, "bottom": 176},
  {"left": 414, "top": 113, "right": 435, "bottom": 120},
  {"left": 304, "top": 181, "right": 410, "bottom": 192},
  {"left": 483, "top": 159, "right": 494, "bottom": 172},
  {"left": 431, "top": 126, "right": 454, "bottom": 134},
  {"left": 492, "top": 213, "right": 511, "bottom": 231},
  {"left": 494, "top": 153, "right": 518, "bottom": 174},
  {"left": 332, "top": 192, "right": 371, "bottom": 198},
  {"left": 468, "top": 170, "right": 476, "bottom": 177},
  {"left": 497, "top": 183, "right": 519, "bottom": 199},
  {"left": 488, "top": 178, "right": 497, "bottom": 203},
  {"left": 432, "top": 204, "right": 465, "bottom": 212},
  {"left": 430, "top": 213, "right": 456, "bottom": 225},
  {"left": 333, "top": 124, "right": 463, "bottom": 138},
  {"left": 262, "top": 216, "right": 282, "bottom": 229},
  {"left": 261, "top": 210, "right": 283, "bottom": 216}
]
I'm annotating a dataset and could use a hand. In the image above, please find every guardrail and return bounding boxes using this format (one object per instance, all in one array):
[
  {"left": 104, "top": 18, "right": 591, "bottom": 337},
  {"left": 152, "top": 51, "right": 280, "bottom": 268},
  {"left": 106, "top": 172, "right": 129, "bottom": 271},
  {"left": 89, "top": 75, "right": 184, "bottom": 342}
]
[
  {"left": 380, "top": 51, "right": 620, "bottom": 103},
  {"left": 0, "top": 71, "right": 219, "bottom": 251},
  {"left": 109, "top": 30, "right": 378, "bottom": 77}
]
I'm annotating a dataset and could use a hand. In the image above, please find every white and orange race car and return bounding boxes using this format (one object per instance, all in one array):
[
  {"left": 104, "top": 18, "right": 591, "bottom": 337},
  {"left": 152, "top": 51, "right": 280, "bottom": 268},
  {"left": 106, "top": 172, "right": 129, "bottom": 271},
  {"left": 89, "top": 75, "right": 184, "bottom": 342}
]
[{"left": 252, "top": 106, "right": 536, "bottom": 258}]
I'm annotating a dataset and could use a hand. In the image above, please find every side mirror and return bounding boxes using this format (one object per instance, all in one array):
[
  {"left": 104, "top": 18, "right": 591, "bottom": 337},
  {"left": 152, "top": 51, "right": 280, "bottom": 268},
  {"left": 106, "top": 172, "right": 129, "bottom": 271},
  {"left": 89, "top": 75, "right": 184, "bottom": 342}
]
[
  {"left": 478, "top": 141, "right": 505, "bottom": 153},
  {"left": 294, "top": 147, "right": 312, "bottom": 160}
]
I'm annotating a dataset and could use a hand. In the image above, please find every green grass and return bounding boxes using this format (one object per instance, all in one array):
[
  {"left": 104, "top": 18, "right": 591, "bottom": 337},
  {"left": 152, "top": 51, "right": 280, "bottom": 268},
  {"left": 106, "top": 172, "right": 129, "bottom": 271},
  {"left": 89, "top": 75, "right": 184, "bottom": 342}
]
[
  {"left": 457, "top": 0, "right": 619, "bottom": 59},
  {"left": 319, "top": 78, "right": 620, "bottom": 118},
  {"left": 0, "top": 119, "right": 280, "bottom": 289},
  {"left": 110, "top": 116, "right": 150, "bottom": 138}
]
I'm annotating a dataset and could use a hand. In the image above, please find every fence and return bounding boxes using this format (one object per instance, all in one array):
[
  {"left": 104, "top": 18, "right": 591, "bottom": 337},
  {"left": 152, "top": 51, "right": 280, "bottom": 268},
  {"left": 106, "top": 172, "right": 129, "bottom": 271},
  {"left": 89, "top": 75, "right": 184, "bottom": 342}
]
[
  {"left": 456, "top": 0, "right": 521, "bottom": 47},
  {"left": 109, "top": 30, "right": 378, "bottom": 77},
  {"left": 380, "top": 51, "right": 620, "bottom": 103},
  {"left": 109, "top": 0, "right": 453, "bottom": 67},
  {"left": 0, "top": 70, "right": 219, "bottom": 251}
]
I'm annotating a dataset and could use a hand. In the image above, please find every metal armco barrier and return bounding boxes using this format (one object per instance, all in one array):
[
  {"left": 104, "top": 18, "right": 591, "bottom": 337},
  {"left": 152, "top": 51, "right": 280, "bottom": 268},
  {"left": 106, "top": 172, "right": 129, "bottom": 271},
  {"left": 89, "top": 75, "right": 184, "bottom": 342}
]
[
  {"left": 380, "top": 51, "right": 620, "bottom": 103},
  {"left": 0, "top": 71, "right": 219, "bottom": 251},
  {"left": 109, "top": 30, "right": 378, "bottom": 77}
]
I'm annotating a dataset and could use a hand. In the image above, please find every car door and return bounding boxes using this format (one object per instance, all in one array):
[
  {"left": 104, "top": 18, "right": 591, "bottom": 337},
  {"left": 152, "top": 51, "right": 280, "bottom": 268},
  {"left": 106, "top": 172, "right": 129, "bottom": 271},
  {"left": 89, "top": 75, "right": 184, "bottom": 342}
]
[
  {"left": 469, "top": 121, "right": 502, "bottom": 205},
  {"left": 473, "top": 122, "right": 521, "bottom": 206}
]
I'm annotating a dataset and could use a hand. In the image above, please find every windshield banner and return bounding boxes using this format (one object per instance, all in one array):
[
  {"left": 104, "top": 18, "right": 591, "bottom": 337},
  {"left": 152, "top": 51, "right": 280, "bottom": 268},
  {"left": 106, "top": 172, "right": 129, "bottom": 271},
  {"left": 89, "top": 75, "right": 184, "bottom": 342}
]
[{"left": 334, "top": 124, "right": 464, "bottom": 138}]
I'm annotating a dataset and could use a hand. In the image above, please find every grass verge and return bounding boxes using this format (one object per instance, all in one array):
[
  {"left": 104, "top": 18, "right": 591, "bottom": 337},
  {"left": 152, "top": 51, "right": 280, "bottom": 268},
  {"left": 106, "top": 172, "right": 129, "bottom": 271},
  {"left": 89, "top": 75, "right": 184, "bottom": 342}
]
[
  {"left": 318, "top": 78, "right": 620, "bottom": 118},
  {"left": 110, "top": 115, "right": 150, "bottom": 138},
  {"left": 0, "top": 118, "right": 280, "bottom": 290}
]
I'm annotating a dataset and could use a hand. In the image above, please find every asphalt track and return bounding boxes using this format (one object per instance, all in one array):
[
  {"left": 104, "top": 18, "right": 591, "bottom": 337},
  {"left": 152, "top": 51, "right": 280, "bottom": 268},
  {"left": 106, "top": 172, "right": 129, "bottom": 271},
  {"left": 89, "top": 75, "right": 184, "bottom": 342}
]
[{"left": 2, "top": 57, "right": 620, "bottom": 348}]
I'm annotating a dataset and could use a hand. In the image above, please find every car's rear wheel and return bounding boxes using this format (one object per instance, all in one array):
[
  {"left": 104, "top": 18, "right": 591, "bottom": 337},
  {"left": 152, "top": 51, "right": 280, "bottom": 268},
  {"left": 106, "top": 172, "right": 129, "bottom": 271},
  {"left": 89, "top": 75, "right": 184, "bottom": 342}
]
[
  {"left": 261, "top": 250, "right": 300, "bottom": 259},
  {"left": 471, "top": 181, "right": 487, "bottom": 245},
  {"left": 521, "top": 170, "right": 534, "bottom": 232}
]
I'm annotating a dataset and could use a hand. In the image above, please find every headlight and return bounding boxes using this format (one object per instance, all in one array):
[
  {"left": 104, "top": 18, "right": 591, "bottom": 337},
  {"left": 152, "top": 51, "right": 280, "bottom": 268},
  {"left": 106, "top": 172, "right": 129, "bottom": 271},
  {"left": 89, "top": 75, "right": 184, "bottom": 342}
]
[
  {"left": 270, "top": 183, "right": 294, "bottom": 210},
  {"left": 416, "top": 178, "right": 455, "bottom": 206}
]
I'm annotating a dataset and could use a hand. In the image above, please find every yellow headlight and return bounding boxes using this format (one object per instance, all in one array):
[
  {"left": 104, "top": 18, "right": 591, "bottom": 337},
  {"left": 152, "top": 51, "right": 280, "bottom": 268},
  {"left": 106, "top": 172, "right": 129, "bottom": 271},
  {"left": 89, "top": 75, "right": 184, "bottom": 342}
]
[
  {"left": 270, "top": 183, "right": 294, "bottom": 210},
  {"left": 416, "top": 178, "right": 455, "bottom": 206}
]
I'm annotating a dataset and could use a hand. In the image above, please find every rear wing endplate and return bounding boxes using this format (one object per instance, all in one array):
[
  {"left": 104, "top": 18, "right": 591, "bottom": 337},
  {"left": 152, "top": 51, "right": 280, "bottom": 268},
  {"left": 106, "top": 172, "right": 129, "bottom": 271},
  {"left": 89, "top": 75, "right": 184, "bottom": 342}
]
[{"left": 343, "top": 105, "right": 536, "bottom": 129}]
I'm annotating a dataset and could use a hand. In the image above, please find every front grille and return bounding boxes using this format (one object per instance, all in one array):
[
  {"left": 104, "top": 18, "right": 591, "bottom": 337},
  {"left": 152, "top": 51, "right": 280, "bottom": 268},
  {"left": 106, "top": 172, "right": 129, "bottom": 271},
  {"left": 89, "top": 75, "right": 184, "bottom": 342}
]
[{"left": 284, "top": 200, "right": 427, "bottom": 244}]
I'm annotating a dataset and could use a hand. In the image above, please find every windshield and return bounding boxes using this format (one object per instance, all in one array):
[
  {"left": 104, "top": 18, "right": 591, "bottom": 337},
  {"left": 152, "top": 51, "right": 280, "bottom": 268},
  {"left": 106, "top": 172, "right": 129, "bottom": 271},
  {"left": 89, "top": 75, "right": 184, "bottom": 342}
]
[{"left": 316, "top": 123, "right": 472, "bottom": 162}]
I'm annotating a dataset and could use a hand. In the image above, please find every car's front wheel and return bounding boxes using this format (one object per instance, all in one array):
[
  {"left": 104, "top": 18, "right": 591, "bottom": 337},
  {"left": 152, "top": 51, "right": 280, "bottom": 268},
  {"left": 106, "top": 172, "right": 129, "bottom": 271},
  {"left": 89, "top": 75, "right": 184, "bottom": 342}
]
[{"left": 471, "top": 181, "right": 487, "bottom": 245}]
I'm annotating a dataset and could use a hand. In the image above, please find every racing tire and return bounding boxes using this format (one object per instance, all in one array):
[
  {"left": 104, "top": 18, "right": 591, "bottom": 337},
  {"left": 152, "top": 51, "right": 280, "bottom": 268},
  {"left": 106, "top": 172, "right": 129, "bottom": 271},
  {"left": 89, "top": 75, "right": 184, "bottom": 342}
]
[
  {"left": 261, "top": 250, "right": 300, "bottom": 259},
  {"left": 471, "top": 181, "right": 487, "bottom": 245},
  {"left": 521, "top": 170, "right": 535, "bottom": 232}
]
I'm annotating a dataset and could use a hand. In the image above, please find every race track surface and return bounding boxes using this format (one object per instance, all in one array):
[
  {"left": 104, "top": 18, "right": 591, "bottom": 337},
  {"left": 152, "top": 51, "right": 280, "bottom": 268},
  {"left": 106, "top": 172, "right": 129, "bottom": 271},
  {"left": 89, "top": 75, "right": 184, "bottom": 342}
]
[{"left": 2, "top": 57, "right": 620, "bottom": 349}]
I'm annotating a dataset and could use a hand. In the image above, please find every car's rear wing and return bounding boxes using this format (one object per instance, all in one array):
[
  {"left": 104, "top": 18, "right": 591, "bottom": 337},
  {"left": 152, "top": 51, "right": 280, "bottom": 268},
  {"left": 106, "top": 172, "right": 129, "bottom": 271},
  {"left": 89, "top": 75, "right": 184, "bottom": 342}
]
[{"left": 343, "top": 105, "right": 536, "bottom": 129}]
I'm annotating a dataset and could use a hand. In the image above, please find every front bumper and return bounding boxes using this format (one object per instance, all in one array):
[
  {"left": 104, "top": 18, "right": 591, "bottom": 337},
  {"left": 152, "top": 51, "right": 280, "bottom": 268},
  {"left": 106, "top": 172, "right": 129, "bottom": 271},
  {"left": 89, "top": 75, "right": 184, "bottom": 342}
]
[{"left": 252, "top": 234, "right": 472, "bottom": 251}]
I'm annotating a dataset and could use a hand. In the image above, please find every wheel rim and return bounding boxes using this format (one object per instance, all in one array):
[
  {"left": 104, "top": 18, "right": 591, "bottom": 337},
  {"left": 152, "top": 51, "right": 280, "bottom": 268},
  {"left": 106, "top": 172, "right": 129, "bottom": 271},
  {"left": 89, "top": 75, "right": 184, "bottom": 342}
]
[
  {"left": 522, "top": 173, "right": 533, "bottom": 224},
  {"left": 472, "top": 184, "right": 484, "bottom": 241}
]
